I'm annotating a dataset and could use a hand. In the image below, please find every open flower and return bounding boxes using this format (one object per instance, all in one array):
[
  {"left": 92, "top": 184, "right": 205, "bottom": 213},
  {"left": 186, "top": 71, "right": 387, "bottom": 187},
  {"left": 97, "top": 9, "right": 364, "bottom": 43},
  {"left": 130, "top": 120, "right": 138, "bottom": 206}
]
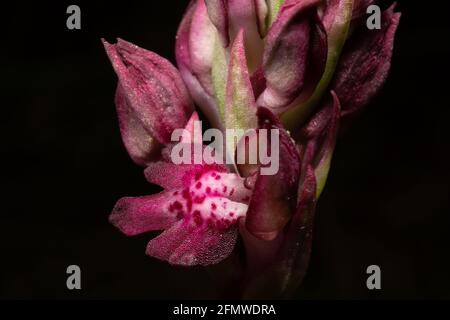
[{"left": 103, "top": 0, "right": 401, "bottom": 298}]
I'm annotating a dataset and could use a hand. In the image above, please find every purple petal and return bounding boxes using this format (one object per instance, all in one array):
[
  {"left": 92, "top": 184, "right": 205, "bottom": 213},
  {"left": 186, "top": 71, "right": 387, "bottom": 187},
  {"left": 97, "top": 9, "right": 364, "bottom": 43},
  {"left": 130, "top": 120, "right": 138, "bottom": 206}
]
[
  {"left": 257, "top": 0, "right": 326, "bottom": 111},
  {"left": 245, "top": 107, "right": 301, "bottom": 240},
  {"left": 102, "top": 39, "right": 194, "bottom": 165},
  {"left": 332, "top": 3, "right": 401, "bottom": 119}
]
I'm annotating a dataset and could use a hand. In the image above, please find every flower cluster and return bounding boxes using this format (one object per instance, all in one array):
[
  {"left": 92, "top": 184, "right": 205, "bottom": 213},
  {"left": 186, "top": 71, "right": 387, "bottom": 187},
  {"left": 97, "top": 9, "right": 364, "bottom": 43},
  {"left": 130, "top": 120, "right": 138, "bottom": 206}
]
[{"left": 103, "top": 0, "right": 400, "bottom": 297}]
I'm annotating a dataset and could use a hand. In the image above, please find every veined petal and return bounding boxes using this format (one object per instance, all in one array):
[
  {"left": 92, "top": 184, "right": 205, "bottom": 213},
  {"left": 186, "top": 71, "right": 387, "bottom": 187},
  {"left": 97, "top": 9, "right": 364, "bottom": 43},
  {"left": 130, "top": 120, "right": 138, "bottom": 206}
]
[
  {"left": 103, "top": 38, "right": 194, "bottom": 165},
  {"left": 332, "top": 3, "right": 401, "bottom": 120},
  {"left": 281, "top": 0, "right": 353, "bottom": 131},
  {"left": 257, "top": 0, "right": 324, "bottom": 111},
  {"left": 245, "top": 107, "right": 301, "bottom": 240}
]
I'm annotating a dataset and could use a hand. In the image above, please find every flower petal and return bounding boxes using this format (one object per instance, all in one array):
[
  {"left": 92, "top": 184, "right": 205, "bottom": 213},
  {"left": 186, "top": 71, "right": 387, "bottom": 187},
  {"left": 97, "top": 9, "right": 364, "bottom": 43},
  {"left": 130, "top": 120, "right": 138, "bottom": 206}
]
[
  {"left": 299, "top": 91, "right": 341, "bottom": 198},
  {"left": 281, "top": 0, "right": 353, "bottom": 131},
  {"left": 275, "top": 164, "right": 317, "bottom": 296},
  {"left": 331, "top": 3, "right": 401, "bottom": 120},
  {"left": 351, "top": 0, "right": 376, "bottom": 23},
  {"left": 205, "top": 0, "right": 229, "bottom": 46},
  {"left": 146, "top": 219, "right": 238, "bottom": 266},
  {"left": 257, "top": 0, "right": 326, "bottom": 112},
  {"left": 242, "top": 165, "right": 317, "bottom": 298},
  {"left": 189, "top": 0, "right": 217, "bottom": 96},
  {"left": 103, "top": 38, "right": 194, "bottom": 164},
  {"left": 266, "top": 0, "right": 286, "bottom": 27},
  {"left": 245, "top": 107, "right": 301, "bottom": 240},
  {"left": 114, "top": 85, "right": 158, "bottom": 166},
  {"left": 176, "top": 1, "right": 223, "bottom": 130},
  {"left": 224, "top": 30, "right": 258, "bottom": 132},
  {"left": 109, "top": 193, "right": 180, "bottom": 236}
]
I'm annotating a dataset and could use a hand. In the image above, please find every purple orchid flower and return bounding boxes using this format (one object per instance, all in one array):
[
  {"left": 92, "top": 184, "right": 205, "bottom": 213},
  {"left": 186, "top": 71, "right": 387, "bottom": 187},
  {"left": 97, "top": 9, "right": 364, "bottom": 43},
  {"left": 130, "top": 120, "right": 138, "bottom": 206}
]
[{"left": 103, "top": 0, "right": 401, "bottom": 298}]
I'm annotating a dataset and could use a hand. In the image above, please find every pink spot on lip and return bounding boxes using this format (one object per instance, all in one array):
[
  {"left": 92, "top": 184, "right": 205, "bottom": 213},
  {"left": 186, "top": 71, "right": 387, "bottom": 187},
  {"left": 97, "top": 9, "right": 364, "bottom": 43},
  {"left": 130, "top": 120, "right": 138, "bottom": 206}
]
[
  {"left": 206, "top": 187, "right": 211, "bottom": 194},
  {"left": 195, "top": 181, "right": 202, "bottom": 189},
  {"left": 222, "top": 186, "right": 227, "bottom": 193},
  {"left": 211, "top": 203, "right": 217, "bottom": 210},
  {"left": 215, "top": 175, "right": 221, "bottom": 180},
  {"left": 229, "top": 212, "right": 235, "bottom": 217},
  {"left": 229, "top": 188, "right": 235, "bottom": 196}
]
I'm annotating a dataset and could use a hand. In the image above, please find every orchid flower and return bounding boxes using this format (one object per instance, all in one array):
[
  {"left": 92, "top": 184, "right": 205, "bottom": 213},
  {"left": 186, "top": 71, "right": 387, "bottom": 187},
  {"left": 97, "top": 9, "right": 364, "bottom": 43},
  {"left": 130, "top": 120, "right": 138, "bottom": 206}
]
[{"left": 103, "top": 0, "right": 400, "bottom": 298}]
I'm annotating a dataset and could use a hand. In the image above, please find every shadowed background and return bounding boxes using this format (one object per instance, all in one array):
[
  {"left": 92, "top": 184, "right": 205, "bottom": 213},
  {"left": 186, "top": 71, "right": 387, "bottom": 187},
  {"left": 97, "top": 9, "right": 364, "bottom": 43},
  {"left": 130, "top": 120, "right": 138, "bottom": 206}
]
[{"left": 1, "top": 0, "right": 449, "bottom": 299}]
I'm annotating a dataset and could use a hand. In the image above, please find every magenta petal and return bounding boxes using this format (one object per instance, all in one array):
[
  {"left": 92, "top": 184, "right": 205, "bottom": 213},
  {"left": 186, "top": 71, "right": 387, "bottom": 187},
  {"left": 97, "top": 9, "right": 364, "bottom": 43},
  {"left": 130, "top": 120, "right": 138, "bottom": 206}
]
[
  {"left": 245, "top": 107, "right": 301, "bottom": 240},
  {"left": 146, "top": 220, "right": 238, "bottom": 266},
  {"left": 102, "top": 38, "right": 194, "bottom": 164},
  {"left": 332, "top": 4, "right": 401, "bottom": 119},
  {"left": 257, "top": 0, "right": 325, "bottom": 111},
  {"left": 109, "top": 193, "right": 180, "bottom": 236}
]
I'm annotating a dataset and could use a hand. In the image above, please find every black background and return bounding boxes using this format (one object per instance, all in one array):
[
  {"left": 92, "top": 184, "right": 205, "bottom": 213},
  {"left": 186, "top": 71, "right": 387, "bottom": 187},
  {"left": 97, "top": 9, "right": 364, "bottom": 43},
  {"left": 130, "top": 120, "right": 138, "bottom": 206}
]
[{"left": 1, "top": 0, "right": 449, "bottom": 299}]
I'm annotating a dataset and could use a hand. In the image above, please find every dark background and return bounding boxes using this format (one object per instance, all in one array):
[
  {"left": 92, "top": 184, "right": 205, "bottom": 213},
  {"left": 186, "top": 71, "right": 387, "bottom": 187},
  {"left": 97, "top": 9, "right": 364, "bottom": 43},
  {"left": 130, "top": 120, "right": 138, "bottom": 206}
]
[{"left": 1, "top": 0, "right": 449, "bottom": 299}]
